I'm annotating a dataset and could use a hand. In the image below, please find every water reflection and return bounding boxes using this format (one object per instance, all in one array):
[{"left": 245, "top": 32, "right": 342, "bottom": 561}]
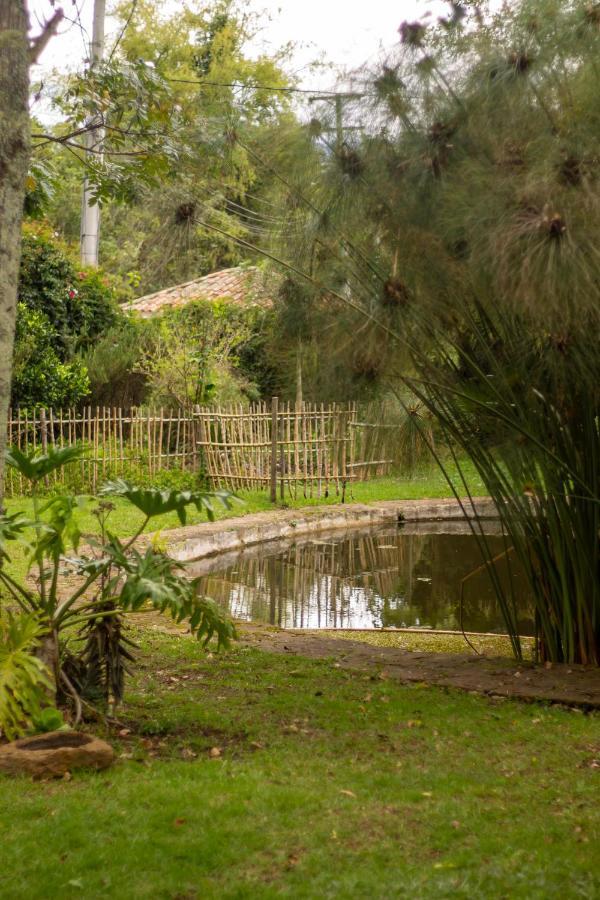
[{"left": 194, "top": 524, "right": 535, "bottom": 634}]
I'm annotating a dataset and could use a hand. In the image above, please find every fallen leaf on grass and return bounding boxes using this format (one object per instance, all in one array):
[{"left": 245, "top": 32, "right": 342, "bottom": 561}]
[
  {"left": 339, "top": 789, "right": 356, "bottom": 798},
  {"left": 180, "top": 748, "right": 197, "bottom": 760},
  {"left": 173, "top": 818, "right": 187, "bottom": 827},
  {"left": 209, "top": 747, "right": 222, "bottom": 758}
]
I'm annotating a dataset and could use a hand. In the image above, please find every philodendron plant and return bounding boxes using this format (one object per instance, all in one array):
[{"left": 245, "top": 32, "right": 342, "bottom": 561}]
[{"left": 0, "top": 445, "right": 235, "bottom": 734}]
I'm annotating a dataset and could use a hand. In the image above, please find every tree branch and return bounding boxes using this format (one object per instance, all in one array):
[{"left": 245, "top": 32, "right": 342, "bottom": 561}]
[{"left": 29, "top": 8, "right": 64, "bottom": 64}]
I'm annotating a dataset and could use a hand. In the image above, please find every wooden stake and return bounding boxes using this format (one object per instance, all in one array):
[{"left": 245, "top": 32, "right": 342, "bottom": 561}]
[{"left": 270, "top": 396, "right": 278, "bottom": 503}]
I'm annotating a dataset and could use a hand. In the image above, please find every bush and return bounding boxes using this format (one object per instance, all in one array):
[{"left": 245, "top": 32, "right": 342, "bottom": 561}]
[
  {"left": 18, "top": 222, "right": 121, "bottom": 352},
  {"left": 12, "top": 305, "right": 90, "bottom": 409},
  {"left": 13, "top": 223, "right": 125, "bottom": 408},
  {"left": 84, "top": 319, "right": 150, "bottom": 408}
]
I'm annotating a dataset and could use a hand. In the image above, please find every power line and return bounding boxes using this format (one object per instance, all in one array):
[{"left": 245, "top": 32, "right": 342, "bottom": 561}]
[
  {"left": 166, "top": 76, "right": 373, "bottom": 98},
  {"left": 108, "top": 0, "right": 138, "bottom": 64}
]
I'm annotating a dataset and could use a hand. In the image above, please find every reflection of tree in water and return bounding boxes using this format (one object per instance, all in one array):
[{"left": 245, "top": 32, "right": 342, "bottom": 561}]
[{"left": 196, "top": 528, "right": 534, "bottom": 633}]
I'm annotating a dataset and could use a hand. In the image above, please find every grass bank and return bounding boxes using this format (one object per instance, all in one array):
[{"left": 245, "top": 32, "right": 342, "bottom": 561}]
[
  {"left": 5, "top": 456, "right": 486, "bottom": 539},
  {"left": 0, "top": 629, "right": 597, "bottom": 899}
]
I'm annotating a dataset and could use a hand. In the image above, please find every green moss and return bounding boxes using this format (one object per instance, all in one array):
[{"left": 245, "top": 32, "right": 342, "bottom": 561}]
[{"left": 312, "top": 629, "right": 535, "bottom": 659}]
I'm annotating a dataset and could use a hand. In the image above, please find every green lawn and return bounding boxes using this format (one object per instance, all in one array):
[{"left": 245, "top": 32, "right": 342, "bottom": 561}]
[
  {"left": 0, "top": 629, "right": 597, "bottom": 899},
  {"left": 4, "top": 455, "right": 486, "bottom": 550}
]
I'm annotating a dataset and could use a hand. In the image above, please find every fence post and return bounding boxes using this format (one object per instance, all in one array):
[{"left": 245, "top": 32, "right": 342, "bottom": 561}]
[
  {"left": 270, "top": 396, "right": 278, "bottom": 503},
  {"left": 40, "top": 408, "right": 49, "bottom": 488}
]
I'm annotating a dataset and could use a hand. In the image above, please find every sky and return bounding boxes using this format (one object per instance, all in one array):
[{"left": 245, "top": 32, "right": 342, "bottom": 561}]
[{"left": 28, "top": 0, "right": 450, "bottom": 91}]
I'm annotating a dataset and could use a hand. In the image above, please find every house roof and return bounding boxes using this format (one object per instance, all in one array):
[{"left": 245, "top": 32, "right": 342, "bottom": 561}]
[{"left": 125, "top": 266, "right": 271, "bottom": 318}]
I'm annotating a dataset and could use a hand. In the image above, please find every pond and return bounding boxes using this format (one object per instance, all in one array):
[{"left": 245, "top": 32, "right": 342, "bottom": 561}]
[{"left": 192, "top": 522, "right": 535, "bottom": 635}]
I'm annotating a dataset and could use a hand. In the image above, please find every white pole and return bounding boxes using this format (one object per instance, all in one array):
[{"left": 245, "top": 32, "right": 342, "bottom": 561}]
[{"left": 80, "top": 0, "right": 106, "bottom": 267}]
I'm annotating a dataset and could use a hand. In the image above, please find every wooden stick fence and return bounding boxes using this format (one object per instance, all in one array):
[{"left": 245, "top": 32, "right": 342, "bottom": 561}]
[{"left": 5, "top": 401, "right": 395, "bottom": 497}]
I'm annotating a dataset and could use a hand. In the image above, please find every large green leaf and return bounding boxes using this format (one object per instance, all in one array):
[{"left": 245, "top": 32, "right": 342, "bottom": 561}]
[
  {"left": 33, "top": 494, "right": 86, "bottom": 560},
  {"left": 0, "top": 512, "right": 32, "bottom": 562},
  {"left": 5, "top": 445, "right": 84, "bottom": 484},
  {"left": 100, "top": 538, "right": 235, "bottom": 648},
  {"left": 0, "top": 613, "right": 53, "bottom": 741},
  {"left": 99, "top": 479, "right": 235, "bottom": 524}
]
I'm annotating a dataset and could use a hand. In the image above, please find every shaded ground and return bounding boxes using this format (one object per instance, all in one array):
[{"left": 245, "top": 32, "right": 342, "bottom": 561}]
[
  {"left": 239, "top": 625, "right": 600, "bottom": 709},
  {"left": 137, "top": 614, "right": 600, "bottom": 709}
]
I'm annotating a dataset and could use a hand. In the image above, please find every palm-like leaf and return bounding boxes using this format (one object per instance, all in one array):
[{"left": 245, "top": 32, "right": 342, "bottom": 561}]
[
  {"left": 0, "top": 613, "right": 53, "bottom": 740},
  {"left": 5, "top": 445, "right": 84, "bottom": 485},
  {"left": 101, "top": 538, "right": 235, "bottom": 648},
  {"left": 99, "top": 478, "right": 235, "bottom": 524},
  {"left": 33, "top": 495, "right": 86, "bottom": 561},
  {"left": 0, "top": 512, "right": 32, "bottom": 562}
]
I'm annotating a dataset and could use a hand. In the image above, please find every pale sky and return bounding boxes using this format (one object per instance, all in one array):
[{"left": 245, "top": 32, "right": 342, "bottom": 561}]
[{"left": 29, "top": 0, "right": 450, "bottom": 91}]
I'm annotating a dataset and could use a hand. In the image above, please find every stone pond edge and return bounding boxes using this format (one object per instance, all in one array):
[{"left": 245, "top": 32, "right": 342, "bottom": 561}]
[{"left": 154, "top": 497, "right": 498, "bottom": 564}]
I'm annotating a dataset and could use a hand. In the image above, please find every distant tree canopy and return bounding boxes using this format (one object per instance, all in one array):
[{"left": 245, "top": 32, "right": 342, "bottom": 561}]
[{"left": 43, "top": 0, "right": 297, "bottom": 295}]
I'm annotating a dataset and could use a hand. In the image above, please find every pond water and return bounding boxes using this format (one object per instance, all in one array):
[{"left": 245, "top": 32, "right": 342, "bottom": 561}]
[{"left": 193, "top": 523, "right": 535, "bottom": 635}]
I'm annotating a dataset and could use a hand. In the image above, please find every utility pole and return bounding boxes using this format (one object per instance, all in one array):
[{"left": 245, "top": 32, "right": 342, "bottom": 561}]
[
  {"left": 308, "top": 92, "right": 364, "bottom": 152},
  {"left": 296, "top": 92, "right": 364, "bottom": 404},
  {"left": 80, "top": 0, "right": 106, "bottom": 267}
]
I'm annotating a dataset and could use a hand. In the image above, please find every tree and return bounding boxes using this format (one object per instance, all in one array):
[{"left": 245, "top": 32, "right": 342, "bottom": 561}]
[
  {"left": 46, "top": 0, "right": 298, "bottom": 293},
  {"left": 0, "top": 3, "right": 63, "bottom": 504},
  {"left": 11, "top": 223, "right": 123, "bottom": 408},
  {"left": 135, "top": 299, "right": 262, "bottom": 407}
]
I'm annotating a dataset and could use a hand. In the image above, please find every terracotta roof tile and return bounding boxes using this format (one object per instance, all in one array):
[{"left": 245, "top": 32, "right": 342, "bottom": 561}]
[{"left": 125, "top": 266, "right": 271, "bottom": 318}]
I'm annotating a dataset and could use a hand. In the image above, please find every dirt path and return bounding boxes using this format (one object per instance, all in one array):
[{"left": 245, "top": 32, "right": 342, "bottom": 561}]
[{"left": 236, "top": 624, "right": 600, "bottom": 710}]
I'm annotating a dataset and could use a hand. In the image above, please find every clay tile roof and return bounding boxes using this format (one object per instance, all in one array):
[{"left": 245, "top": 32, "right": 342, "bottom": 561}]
[{"left": 125, "top": 266, "right": 271, "bottom": 318}]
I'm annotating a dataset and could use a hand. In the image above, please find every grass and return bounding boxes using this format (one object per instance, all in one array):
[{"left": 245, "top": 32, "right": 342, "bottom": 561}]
[
  {"left": 4, "top": 455, "right": 486, "bottom": 537},
  {"left": 0, "top": 629, "right": 598, "bottom": 899}
]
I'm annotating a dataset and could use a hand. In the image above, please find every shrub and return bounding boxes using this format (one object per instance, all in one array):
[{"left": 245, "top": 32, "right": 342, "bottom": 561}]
[
  {"left": 18, "top": 222, "right": 121, "bottom": 352},
  {"left": 13, "top": 223, "right": 125, "bottom": 408},
  {"left": 0, "top": 612, "right": 53, "bottom": 741},
  {"left": 12, "top": 305, "right": 90, "bottom": 409}
]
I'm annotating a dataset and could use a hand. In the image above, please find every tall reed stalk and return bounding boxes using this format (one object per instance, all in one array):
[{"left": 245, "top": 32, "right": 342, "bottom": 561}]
[{"left": 245, "top": 0, "right": 600, "bottom": 664}]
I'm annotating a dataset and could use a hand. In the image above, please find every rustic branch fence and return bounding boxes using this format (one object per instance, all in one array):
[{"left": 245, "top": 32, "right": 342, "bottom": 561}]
[{"left": 5, "top": 400, "right": 395, "bottom": 498}]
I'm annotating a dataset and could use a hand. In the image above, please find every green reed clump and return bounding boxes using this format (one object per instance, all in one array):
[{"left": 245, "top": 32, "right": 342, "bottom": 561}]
[{"left": 253, "top": 0, "right": 600, "bottom": 663}]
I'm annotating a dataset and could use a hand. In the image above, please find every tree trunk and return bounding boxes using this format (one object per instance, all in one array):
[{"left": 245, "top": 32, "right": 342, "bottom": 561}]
[
  {"left": 0, "top": 2, "right": 30, "bottom": 508},
  {"left": 36, "top": 630, "right": 60, "bottom": 701}
]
